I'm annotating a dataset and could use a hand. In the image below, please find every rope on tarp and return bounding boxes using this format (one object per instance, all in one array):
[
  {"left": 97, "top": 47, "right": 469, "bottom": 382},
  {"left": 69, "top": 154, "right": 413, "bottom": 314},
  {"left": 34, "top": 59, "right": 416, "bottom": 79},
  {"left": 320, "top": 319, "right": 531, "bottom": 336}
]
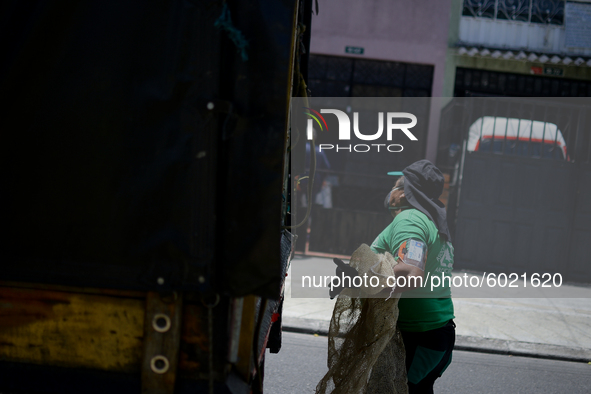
[
  {"left": 283, "top": 24, "right": 315, "bottom": 230},
  {"left": 214, "top": 3, "right": 249, "bottom": 62}
]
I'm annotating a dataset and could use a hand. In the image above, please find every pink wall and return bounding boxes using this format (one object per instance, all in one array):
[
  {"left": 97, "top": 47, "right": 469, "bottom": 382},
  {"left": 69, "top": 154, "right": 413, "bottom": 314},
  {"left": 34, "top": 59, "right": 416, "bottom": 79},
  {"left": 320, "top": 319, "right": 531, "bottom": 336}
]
[{"left": 310, "top": 0, "right": 453, "bottom": 161}]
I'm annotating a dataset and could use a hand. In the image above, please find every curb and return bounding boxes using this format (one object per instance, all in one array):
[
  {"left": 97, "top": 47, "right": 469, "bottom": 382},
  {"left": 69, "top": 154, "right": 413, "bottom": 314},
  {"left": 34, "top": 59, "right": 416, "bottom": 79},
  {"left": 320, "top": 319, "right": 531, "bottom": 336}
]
[{"left": 282, "top": 316, "right": 591, "bottom": 364}]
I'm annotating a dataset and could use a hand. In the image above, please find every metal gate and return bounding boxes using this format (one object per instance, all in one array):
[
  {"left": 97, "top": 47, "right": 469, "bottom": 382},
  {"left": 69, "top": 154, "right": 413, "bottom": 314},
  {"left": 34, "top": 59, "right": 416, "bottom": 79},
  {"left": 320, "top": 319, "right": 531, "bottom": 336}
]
[{"left": 449, "top": 98, "right": 591, "bottom": 283}]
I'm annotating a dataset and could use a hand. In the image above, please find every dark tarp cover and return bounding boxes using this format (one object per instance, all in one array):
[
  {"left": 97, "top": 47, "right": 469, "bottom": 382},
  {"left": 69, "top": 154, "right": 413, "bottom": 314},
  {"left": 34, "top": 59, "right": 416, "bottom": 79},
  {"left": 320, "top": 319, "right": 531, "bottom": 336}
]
[{"left": 1, "top": 0, "right": 298, "bottom": 298}]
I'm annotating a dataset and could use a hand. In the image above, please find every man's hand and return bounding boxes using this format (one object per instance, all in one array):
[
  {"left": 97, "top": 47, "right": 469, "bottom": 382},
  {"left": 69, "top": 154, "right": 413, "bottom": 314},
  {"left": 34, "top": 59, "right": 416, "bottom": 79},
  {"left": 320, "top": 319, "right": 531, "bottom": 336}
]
[{"left": 329, "top": 258, "right": 359, "bottom": 299}]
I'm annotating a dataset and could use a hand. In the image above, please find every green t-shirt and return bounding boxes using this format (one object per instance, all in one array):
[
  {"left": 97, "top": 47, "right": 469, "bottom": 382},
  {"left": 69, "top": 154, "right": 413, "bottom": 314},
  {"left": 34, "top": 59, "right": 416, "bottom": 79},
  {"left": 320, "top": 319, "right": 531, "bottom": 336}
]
[{"left": 371, "top": 209, "right": 455, "bottom": 332}]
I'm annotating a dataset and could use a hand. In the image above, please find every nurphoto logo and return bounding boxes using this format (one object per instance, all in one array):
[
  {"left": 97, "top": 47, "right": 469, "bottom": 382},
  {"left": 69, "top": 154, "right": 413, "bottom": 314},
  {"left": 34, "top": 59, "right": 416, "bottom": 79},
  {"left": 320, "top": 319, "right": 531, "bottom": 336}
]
[{"left": 304, "top": 107, "right": 418, "bottom": 153}]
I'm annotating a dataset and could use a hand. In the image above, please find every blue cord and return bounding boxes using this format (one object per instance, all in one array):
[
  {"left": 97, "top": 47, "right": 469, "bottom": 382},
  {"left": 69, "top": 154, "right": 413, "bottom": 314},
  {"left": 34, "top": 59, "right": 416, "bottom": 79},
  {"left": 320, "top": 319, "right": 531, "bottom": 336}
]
[{"left": 214, "top": 3, "right": 249, "bottom": 62}]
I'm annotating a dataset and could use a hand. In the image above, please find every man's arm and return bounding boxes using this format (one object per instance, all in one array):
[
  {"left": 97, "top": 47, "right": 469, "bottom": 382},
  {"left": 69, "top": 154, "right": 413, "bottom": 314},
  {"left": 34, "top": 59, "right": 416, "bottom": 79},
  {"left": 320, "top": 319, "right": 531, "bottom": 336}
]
[
  {"left": 392, "top": 259, "right": 425, "bottom": 292},
  {"left": 375, "top": 254, "right": 424, "bottom": 297}
]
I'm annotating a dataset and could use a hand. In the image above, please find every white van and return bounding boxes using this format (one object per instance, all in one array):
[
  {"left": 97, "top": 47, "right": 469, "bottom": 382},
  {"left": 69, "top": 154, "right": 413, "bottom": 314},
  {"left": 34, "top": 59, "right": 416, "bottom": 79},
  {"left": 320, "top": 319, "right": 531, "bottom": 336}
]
[{"left": 467, "top": 117, "right": 569, "bottom": 161}]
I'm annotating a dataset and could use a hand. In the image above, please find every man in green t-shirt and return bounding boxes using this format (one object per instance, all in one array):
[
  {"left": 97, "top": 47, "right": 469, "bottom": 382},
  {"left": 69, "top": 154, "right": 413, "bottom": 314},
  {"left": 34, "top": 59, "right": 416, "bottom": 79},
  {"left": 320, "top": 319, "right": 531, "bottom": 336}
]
[{"left": 371, "top": 160, "right": 455, "bottom": 394}]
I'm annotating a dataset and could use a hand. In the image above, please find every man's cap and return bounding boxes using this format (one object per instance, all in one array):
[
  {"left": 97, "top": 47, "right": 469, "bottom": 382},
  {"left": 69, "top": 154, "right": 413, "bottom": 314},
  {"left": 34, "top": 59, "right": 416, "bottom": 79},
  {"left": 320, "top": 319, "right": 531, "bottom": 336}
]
[
  {"left": 398, "top": 160, "right": 451, "bottom": 241},
  {"left": 402, "top": 160, "right": 444, "bottom": 200}
]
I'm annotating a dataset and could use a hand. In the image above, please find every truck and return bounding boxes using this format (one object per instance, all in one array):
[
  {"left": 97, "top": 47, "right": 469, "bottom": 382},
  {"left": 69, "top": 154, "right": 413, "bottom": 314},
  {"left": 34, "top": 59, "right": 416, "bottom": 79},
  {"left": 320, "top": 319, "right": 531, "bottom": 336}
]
[{"left": 0, "top": 1, "right": 314, "bottom": 392}]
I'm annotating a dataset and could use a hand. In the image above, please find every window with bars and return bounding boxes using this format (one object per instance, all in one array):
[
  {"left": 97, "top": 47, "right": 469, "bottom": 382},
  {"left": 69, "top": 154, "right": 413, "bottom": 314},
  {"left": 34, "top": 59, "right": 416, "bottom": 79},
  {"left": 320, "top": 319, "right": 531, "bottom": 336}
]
[
  {"left": 307, "top": 55, "right": 434, "bottom": 98},
  {"left": 462, "top": 0, "right": 565, "bottom": 25}
]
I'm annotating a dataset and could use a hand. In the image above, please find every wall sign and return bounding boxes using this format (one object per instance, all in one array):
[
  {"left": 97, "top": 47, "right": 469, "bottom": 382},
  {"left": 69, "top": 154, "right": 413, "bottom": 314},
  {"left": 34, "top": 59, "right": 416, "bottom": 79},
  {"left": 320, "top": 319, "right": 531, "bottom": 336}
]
[
  {"left": 531, "top": 66, "right": 564, "bottom": 76},
  {"left": 345, "top": 46, "right": 364, "bottom": 55},
  {"left": 544, "top": 67, "right": 564, "bottom": 77}
]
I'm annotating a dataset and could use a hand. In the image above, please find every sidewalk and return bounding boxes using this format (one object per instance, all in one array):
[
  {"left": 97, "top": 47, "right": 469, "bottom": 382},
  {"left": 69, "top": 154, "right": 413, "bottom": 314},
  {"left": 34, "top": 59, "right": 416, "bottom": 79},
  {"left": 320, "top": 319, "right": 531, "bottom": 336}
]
[{"left": 283, "top": 256, "right": 591, "bottom": 363}]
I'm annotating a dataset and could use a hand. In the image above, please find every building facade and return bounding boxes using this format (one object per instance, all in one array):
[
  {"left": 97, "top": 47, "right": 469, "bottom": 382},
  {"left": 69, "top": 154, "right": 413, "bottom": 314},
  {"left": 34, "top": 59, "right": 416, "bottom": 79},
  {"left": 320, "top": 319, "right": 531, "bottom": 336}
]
[
  {"left": 298, "top": 0, "right": 453, "bottom": 255},
  {"left": 444, "top": 0, "right": 591, "bottom": 98}
]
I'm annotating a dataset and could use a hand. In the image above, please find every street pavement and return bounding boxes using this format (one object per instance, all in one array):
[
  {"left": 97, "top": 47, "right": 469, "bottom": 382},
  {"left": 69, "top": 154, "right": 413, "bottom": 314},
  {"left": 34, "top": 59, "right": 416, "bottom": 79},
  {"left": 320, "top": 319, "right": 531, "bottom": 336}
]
[
  {"left": 265, "top": 332, "right": 591, "bottom": 394},
  {"left": 283, "top": 255, "right": 591, "bottom": 363}
]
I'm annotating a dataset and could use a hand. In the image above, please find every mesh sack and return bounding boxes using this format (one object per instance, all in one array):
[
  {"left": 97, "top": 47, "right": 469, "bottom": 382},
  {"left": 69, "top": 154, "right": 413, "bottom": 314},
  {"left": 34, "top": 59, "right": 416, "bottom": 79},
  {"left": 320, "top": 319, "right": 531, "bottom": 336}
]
[{"left": 316, "top": 244, "right": 408, "bottom": 394}]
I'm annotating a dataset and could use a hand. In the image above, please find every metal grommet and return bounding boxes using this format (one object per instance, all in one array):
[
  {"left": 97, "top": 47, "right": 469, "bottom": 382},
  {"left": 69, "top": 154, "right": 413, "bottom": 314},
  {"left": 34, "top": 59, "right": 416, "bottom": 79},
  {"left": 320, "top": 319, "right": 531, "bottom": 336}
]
[
  {"left": 150, "top": 355, "right": 170, "bottom": 374},
  {"left": 152, "top": 313, "right": 171, "bottom": 333}
]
